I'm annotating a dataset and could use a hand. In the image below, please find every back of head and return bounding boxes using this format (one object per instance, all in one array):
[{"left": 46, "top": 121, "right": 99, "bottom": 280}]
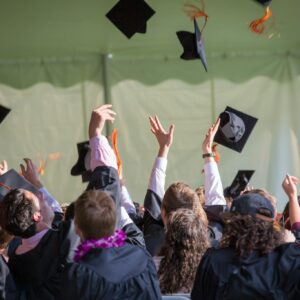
[
  {"left": 221, "top": 192, "right": 283, "bottom": 256},
  {"left": 159, "top": 208, "right": 209, "bottom": 294},
  {"left": 75, "top": 190, "right": 116, "bottom": 240},
  {"left": 163, "top": 182, "right": 208, "bottom": 226},
  {"left": 0, "top": 189, "right": 38, "bottom": 238}
]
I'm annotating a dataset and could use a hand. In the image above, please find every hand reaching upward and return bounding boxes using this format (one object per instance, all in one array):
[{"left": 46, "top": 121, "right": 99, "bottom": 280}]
[
  {"left": 149, "top": 116, "right": 175, "bottom": 158},
  {"left": 89, "top": 104, "right": 116, "bottom": 139}
]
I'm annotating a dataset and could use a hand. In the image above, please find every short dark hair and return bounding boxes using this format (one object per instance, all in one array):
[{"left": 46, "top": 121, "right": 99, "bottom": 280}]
[
  {"left": 75, "top": 190, "right": 116, "bottom": 240},
  {"left": 0, "top": 189, "right": 38, "bottom": 238}
]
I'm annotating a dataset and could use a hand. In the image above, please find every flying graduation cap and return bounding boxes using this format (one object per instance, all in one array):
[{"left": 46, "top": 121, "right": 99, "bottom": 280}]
[
  {"left": 106, "top": 0, "right": 155, "bottom": 39},
  {"left": 0, "top": 105, "right": 11, "bottom": 124},
  {"left": 0, "top": 169, "right": 39, "bottom": 201},
  {"left": 71, "top": 141, "right": 92, "bottom": 183},
  {"left": 214, "top": 106, "right": 258, "bottom": 153},
  {"left": 176, "top": 3, "right": 208, "bottom": 72},
  {"left": 249, "top": 0, "right": 272, "bottom": 34},
  {"left": 224, "top": 170, "right": 255, "bottom": 199}
]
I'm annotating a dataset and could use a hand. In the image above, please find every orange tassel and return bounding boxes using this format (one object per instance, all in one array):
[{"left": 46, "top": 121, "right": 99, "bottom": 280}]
[
  {"left": 249, "top": 6, "right": 272, "bottom": 34},
  {"left": 212, "top": 144, "right": 220, "bottom": 164},
  {"left": 111, "top": 128, "right": 122, "bottom": 176}
]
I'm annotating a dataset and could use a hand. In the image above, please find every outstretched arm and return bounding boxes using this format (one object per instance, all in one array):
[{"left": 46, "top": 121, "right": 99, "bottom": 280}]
[
  {"left": 202, "top": 118, "right": 226, "bottom": 206},
  {"left": 282, "top": 174, "right": 300, "bottom": 228},
  {"left": 21, "top": 158, "right": 62, "bottom": 213},
  {"left": 88, "top": 104, "right": 117, "bottom": 171},
  {"left": 148, "top": 116, "right": 174, "bottom": 198}
]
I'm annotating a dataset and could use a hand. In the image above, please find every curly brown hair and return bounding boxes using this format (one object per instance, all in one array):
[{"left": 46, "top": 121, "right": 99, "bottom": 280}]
[
  {"left": 158, "top": 209, "right": 209, "bottom": 294},
  {"left": 221, "top": 213, "right": 284, "bottom": 256}
]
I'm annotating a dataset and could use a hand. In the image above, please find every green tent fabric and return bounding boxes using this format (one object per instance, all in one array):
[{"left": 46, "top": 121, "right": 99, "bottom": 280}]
[{"left": 0, "top": 0, "right": 299, "bottom": 210}]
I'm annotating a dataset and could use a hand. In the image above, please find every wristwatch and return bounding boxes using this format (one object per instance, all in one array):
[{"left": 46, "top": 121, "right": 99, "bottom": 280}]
[{"left": 202, "top": 152, "right": 216, "bottom": 158}]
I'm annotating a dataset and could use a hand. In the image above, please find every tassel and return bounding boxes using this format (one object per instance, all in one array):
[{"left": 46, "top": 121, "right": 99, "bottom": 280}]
[{"left": 249, "top": 6, "right": 272, "bottom": 34}]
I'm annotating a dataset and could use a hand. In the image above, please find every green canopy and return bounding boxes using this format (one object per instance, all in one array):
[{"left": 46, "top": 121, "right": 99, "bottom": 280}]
[{"left": 0, "top": 0, "right": 299, "bottom": 210}]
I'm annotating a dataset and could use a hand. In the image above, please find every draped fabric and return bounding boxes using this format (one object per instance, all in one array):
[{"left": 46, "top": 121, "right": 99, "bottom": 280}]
[{"left": 0, "top": 52, "right": 300, "bottom": 211}]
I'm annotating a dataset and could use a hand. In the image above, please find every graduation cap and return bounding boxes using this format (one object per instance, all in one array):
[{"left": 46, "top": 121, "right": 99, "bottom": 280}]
[
  {"left": 177, "top": 19, "right": 208, "bottom": 71},
  {"left": 0, "top": 169, "right": 39, "bottom": 201},
  {"left": 71, "top": 141, "right": 92, "bottom": 183},
  {"left": 0, "top": 105, "right": 11, "bottom": 124},
  {"left": 214, "top": 106, "right": 258, "bottom": 153},
  {"left": 224, "top": 170, "right": 255, "bottom": 199},
  {"left": 106, "top": 0, "right": 156, "bottom": 39}
]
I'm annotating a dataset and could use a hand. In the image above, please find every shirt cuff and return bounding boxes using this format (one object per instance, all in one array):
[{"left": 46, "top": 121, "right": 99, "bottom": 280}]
[
  {"left": 89, "top": 135, "right": 118, "bottom": 171},
  {"left": 154, "top": 157, "right": 167, "bottom": 172},
  {"left": 39, "top": 187, "right": 62, "bottom": 213}
]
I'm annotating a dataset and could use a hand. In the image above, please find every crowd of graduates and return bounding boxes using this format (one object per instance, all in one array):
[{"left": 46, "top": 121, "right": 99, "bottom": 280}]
[{"left": 0, "top": 104, "right": 299, "bottom": 299}]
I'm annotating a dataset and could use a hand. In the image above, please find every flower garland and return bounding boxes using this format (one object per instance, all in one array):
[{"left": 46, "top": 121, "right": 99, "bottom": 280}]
[{"left": 74, "top": 229, "right": 126, "bottom": 262}]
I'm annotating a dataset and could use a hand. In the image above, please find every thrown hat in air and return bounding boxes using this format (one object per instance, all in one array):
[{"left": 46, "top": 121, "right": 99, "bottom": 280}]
[
  {"left": 71, "top": 141, "right": 92, "bottom": 183},
  {"left": 106, "top": 0, "right": 156, "bottom": 39},
  {"left": 177, "top": 19, "right": 208, "bottom": 71},
  {"left": 224, "top": 170, "right": 255, "bottom": 199},
  {"left": 0, "top": 169, "right": 39, "bottom": 201},
  {"left": 0, "top": 105, "right": 11, "bottom": 124},
  {"left": 214, "top": 106, "right": 258, "bottom": 153}
]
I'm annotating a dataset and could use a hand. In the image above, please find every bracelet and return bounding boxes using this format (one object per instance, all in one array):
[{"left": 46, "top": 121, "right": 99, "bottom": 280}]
[{"left": 202, "top": 153, "right": 216, "bottom": 158}]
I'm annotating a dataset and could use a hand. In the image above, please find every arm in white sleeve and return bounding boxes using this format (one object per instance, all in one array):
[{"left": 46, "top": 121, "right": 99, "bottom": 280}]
[
  {"left": 89, "top": 135, "right": 118, "bottom": 171},
  {"left": 39, "top": 187, "right": 63, "bottom": 213},
  {"left": 148, "top": 157, "right": 167, "bottom": 199},
  {"left": 119, "top": 206, "right": 133, "bottom": 228},
  {"left": 121, "top": 185, "right": 136, "bottom": 215},
  {"left": 204, "top": 161, "right": 226, "bottom": 206}
]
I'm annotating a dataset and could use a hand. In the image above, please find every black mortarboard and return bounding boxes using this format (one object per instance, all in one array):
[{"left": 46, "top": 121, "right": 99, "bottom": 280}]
[
  {"left": 176, "top": 19, "right": 208, "bottom": 71},
  {"left": 224, "top": 170, "right": 255, "bottom": 199},
  {"left": 214, "top": 106, "right": 258, "bottom": 153},
  {"left": 0, "top": 169, "right": 39, "bottom": 201},
  {"left": 0, "top": 105, "right": 11, "bottom": 124},
  {"left": 71, "top": 141, "right": 92, "bottom": 183},
  {"left": 106, "top": 0, "right": 156, "bottom": 39},
  {"left": 253, "top": 0, "right": 272, "bottom": 6}
]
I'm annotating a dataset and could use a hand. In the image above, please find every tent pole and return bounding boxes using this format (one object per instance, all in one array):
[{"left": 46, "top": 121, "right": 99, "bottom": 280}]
[{"left": 101, "top": 53, "right": 112, "bottom": 137}]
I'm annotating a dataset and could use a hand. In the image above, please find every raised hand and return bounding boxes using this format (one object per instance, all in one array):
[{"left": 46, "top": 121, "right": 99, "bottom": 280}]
[
  {"left": 149, "top": 115, "right": 175, "bottom": 158},
  {"left": 20, "top": 158, "right": 43, "bottom": 189},
  {"left": 282, "top": 174, "right": 298, "bottom": 199},
  {"left": 202, "top": 118, "right": 220, "bottom": 154},
  {"left": 0, "top": 160, "right": 8, "bottom": 176},
  {"left": 89, "top": 104, "right": 116, "bottom": 139}
]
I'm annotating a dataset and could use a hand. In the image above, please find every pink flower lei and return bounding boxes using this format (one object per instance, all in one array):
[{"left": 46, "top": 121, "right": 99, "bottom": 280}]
[{"left": 74, "top": 229, "right": 126, "bottom": 262}]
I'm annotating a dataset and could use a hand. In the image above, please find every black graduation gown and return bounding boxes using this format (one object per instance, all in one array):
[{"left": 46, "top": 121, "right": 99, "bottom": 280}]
[
  {"left": 0, "top": 255, "right": 16, "bottom": 300},
  {"left": 60, "top": 243, "right": 162, "bottom": 300},
  {"left": 8, "top": 221, "right": 79, "bottom": 300},
  {"left": 191, "top": 243, "right": 300, "bottom": 300},
  {"left": 87, "top": 165, "right": 146, "bottom": 248}
]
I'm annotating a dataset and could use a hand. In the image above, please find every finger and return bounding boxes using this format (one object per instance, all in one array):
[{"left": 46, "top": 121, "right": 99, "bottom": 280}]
[
  {"left": 212, "top": 118, "right": 221, "bottom": 133},
  {"left": 98, "top": 104, "right": 113, "bottom": 111},
  {"left": 20, "top": 164, "right": 26, "bottom": 176},
  {"left": 3, "top": 160, "right": 8, "bottom": 171},
  {"left": 168, "top": 124, "right": 175, "bottom": 136},
  {"left": 149, "top": 116, "right": 158, "bottom": 131},
  {"left": 154, "top": 116, "right": 165, "bottom": 133},
  {"left": 105, "top": 109, "right": 117, "bottom": 116},
  {"left": 150, "top": 128, "right": 156, "bottom": 135}
]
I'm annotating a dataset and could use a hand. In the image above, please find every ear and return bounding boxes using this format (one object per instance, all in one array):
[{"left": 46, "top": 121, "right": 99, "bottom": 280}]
[
  {"left": 161, "top": 207, "right": 167, "bottom": 225},
  {"left": 74, "top": 220, "right": 84, "bottom": 241},
  {"left": 33, "top": 211, "right": 42, "bottom": 222}
]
